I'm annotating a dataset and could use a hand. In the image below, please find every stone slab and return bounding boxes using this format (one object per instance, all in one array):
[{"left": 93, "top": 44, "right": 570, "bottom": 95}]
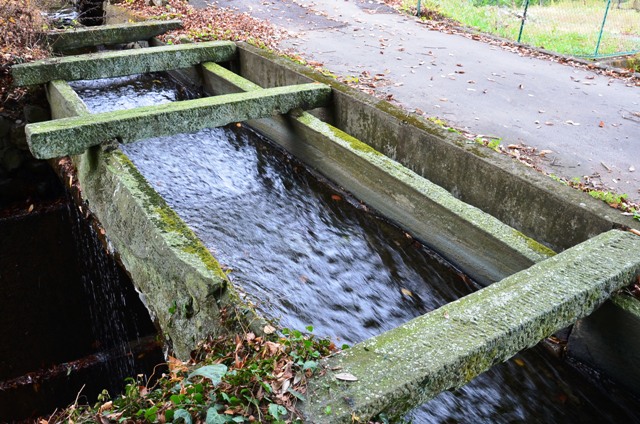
[
  {"left": 12, "top": 41, "right": 236, "bottom": 86},
  {"left": 27, "top": 83, "right": 331, "bottom": 158},
  {"left": 201, "top": 62, "right": 555, "bottom": 286},
  {"left": 47, "top": 20, "right": 183, "bottom": 51},
  {"left": 300, "top": 229, "right": 640, "bottom": 423}
]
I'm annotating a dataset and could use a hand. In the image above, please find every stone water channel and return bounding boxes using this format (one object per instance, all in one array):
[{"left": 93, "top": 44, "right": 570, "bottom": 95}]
[{"left": 70, "top": 72, "right": 640, "bottom": 422}]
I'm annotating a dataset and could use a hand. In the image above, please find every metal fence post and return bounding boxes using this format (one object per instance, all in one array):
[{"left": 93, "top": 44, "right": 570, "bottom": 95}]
[
  {"left": 517, "top": 0, "right": 531, "bottom": 44},
  {"left": 594, "top": 0, "right": 612, "bottom": 58},
  {"left": 417, "top": 0, "right": 422, "bottom": 17}
]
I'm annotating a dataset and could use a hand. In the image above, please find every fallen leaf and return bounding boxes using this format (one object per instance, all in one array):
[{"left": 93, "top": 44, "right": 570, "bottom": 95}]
[
  {"left": 27, "top": 204, "right": 34, "bottom": 213},
  {"left": 331, "top": 194, "right": 342, "bottom": 201},
  {"left": 598, "top": 121, "right": 605, "bottom": 128},
  {"left": 263, "top": 325, "right": 276, "bottom": 334},
  {"left": 539, "top": 150, "right": 553, "bottom": 156},
  {"left": 99, "top": 401, "right": 113, "bottom": 413},
  {"left": 514, "top": 358, "right": 525, "bottom": 367},
  {"left": 335, "top": 372, "right": 358, "bottom": 382},
  {"left": 400, "top": 287, "right": 413, "bottom": 297}
]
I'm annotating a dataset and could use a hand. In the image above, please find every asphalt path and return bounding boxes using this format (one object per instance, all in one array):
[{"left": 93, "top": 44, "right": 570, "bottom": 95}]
[{"left": 195, "top": 0, "right": 640, "bottom": 201}]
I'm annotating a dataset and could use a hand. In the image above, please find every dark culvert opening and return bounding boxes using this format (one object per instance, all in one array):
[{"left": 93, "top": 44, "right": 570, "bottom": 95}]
[{"left": 0, "top": 169, "right": 165, "bottom": 422}]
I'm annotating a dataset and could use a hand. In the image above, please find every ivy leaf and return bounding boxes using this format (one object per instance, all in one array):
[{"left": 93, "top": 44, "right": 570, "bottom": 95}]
[
  {"left": 268, "top": 403, "right": 287, "bottom": 420},
  {"left": 302, "top": 360, "right": 317, "bottom": 371},
  {"left": 173, "top": 409, "right": 193, "bottom": 424},
  {"left": 287, "top": 387, "right": 306, "bottom": 401},
  {"left": 206, "top": 407, "right": 230, "bottom": 424},
  {"left": 188, "top": 364, "right": 227, "bottom": 386}
]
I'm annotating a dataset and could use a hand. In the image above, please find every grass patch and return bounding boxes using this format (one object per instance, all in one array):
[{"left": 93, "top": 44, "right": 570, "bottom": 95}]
[{"left": 398, "top": 0, "right": 640, "bottom": 57}]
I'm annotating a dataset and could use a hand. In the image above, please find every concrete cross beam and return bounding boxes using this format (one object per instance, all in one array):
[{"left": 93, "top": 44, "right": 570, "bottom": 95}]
[
  {"left": 11, "top": 41, "right": 236, "bottom": 86},
  {"left": 46, "top": 20, "right": 183, "bottom": 52},
  {"left": 299, "top": 229, "right": 640, "bottom": 423},
  {"left": 26, "top": 83, "right": 332, "bottom": 158}
]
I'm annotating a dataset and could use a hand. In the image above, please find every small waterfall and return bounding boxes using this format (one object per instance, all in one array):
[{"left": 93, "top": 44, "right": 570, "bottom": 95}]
[{"left": 65, "top": 196, "right": 141, "bottom": 390}]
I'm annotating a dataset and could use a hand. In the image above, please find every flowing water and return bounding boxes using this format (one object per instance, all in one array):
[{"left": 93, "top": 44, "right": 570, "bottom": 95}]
[{"left": 72, "top": 74, "right": 640, "bottom": 422}]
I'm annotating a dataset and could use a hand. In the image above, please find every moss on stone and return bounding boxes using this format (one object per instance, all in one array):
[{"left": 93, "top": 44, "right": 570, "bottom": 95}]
[
  {"left": 512, "top": 229, "right": 557, "bottom": 258},
  {"left": 48, "top": 20, "right": 183, "bottom": 52}
]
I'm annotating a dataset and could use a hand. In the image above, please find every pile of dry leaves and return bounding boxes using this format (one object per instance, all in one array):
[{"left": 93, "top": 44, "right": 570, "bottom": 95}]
[
  {"left": 120, "top": 0, "right": 288, "bottom": 50},
  {"left": 0, "top": 0, "right": 50, "bottom": 118}
]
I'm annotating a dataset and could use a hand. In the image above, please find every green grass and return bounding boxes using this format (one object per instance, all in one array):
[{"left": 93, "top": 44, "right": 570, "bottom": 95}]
[{"left": 406, "top": 0, "right": 640, "bottom": 57}]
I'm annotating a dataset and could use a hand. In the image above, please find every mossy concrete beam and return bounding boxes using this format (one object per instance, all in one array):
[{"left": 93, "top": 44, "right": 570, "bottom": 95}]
[
  {"left": 47, "top": 20, "right": 183, "bottom": 52},
  {"left": 200, "top": 62, "right": 553, "bottom": 286},
  {"left": 45, "top": 80, "right": 265, "bottom": 359},
  {"left": 300, "top": 230, "right": 640, "bottom": 423},
  {"left": 27, "top": 83, "right": 332, "bottom": 159},
  {"left": 12, "top": 41, "right": 236, "bottom": 87}
]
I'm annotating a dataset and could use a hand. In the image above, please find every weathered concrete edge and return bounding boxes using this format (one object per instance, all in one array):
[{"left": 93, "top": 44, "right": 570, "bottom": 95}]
[
  {"left": 46, "top": 80, "right": 267, "bottom": 359},
  {"left": 47, "top": 80, "right": 91, "bottom": 119},
  {"left": 201, "top": 62, "right": 554, "bottom": 286},
  {"left": 12, "top": 41, "right": 236, "bottom": 86},
  {"left": 27, "top": 83, "right": 332, "bottom": 159},
  {"left": 234, "top": 43, "right": 640, "bottom": 253},
  {"left": 300, "top": 230, "right": 640, "bottom": 423},
  {"left": 47, "top": 20, "right": 183, "bottom": 51}
]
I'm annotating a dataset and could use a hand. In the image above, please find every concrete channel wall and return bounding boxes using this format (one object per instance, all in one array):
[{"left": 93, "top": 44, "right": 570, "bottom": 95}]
[{"left": 231, "top": 43, "right": 640, "bottom": 252}]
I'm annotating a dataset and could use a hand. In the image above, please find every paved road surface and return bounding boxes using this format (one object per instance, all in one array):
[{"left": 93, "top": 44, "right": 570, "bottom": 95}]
[{"left": 195, "top": 0, "right": 640, "bottom": 202}]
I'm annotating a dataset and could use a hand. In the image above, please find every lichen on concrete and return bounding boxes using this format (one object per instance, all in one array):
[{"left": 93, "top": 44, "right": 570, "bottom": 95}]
[
  {"left": 27, "top": 83, "right": 331, "bottom": 159},
  {"left": 301, "top": 230, "right": 640, "bottom": 423},
  {"left": 12, "top": 40, "right": 236, "bottom": 86}
]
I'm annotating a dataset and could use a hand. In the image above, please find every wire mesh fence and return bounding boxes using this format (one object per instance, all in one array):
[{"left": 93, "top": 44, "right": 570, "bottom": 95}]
[{"left": 413, "top": 0, "right": 640, "bottom": 58}]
